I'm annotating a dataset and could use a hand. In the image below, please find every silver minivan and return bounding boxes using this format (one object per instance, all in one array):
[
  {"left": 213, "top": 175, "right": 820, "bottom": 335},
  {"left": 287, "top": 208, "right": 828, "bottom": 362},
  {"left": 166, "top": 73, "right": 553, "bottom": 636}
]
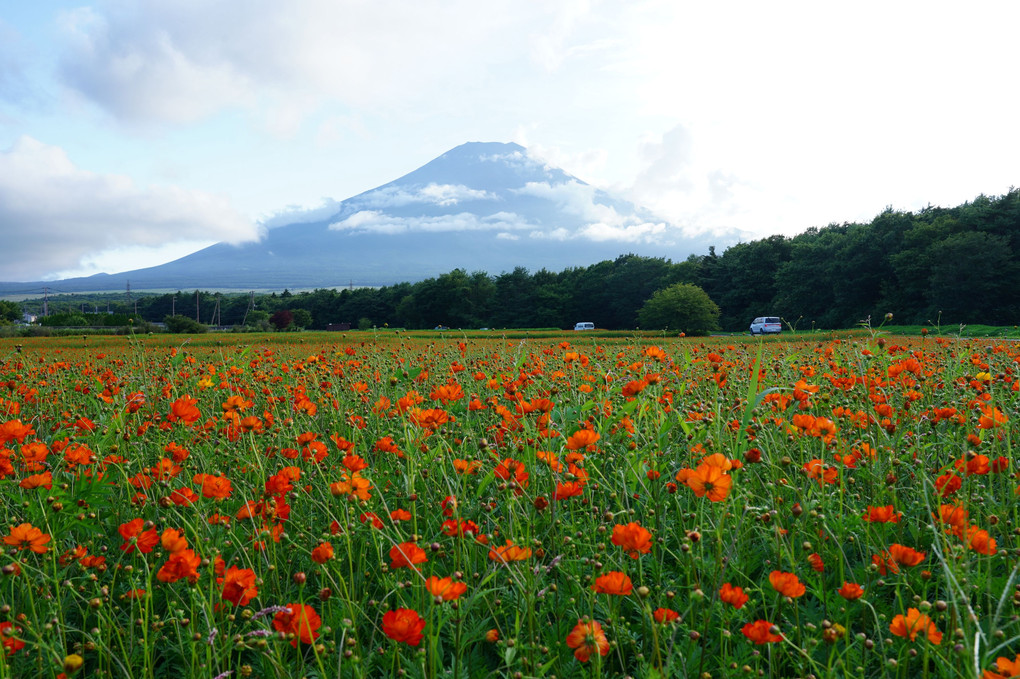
[
  {"left": 749, "top": 317, "right": 782, "bottom": 335},
  {"left": 574, "top": 322, "right": 595, "bottom": 331}
]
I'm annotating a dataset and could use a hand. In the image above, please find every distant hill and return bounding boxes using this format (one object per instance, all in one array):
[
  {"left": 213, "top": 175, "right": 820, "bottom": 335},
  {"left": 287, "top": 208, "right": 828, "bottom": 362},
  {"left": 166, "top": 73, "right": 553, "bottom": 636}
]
[{"left": 0, "top": 142, "right": 731, "bottom": 293}]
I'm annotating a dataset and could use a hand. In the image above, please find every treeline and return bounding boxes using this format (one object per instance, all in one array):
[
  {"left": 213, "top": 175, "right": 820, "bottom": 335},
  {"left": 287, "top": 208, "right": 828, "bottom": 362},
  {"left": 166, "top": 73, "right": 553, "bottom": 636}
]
[
  {"left": 249, "top": 188, "right": 1020, "bottom": 331},
  {"left": 11, "top": 189, "right": 1019, "bottom": 332},
  {"left": 696, "top": 189, "right": 1020, "bottom": 329}
]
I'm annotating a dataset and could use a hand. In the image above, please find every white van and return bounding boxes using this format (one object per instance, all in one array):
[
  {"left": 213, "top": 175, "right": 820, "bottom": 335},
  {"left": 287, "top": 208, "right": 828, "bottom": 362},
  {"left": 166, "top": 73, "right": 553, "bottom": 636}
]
[
  {"left": 574, "top": 322, "right": 595, "bottom": 331},
  {"left": 749, "top": 317, "right": 782, "bottom": 335}
]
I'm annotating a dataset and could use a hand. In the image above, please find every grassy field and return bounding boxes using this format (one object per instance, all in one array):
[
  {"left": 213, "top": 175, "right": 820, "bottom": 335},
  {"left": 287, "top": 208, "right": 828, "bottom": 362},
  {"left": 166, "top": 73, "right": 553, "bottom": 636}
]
[{"left": 0, "top": 330, "right": 1018, "bottom": 678}]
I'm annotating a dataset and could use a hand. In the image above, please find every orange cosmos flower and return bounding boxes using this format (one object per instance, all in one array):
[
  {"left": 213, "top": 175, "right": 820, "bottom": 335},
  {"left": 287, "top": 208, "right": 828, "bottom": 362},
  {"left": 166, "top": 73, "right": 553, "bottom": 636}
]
[
  {"left": 220, "top": 395, "right": 251, "bottom": 413},
  {"left": 701, "top": 453, "right": 735, "bottom": 471},
  {"left": 118, "top": 519, "right": 159, "bottom": 554},
  {"left": 838, "top": 582, "right": 864, "bottom": 600},
  {"left": 220, "top": 566, "right": 258, "bottom": 606},
  {"left": 984, "top": 653, "right": 1020, "bottom": 679},
  {"left": 890, "top": 608, "right": 942, "bottom": 644},
  {"left": 686, "top": 463, "right": 732, "bottom": 502},
  {"left": 238, "top": 416, "right": 263, "bottom": 433},
  {"left": 978, "top": 405, "right": 1008, "bottom": 429},
  {"left": 156, "top": 549, "right": 201, "bottom": 584},
  {"left": 19, "top": 471, "right": 52, "bottom": 490},
  {"left": 591, "top": 571, "right": 633, "bottom": 596},
  {"left": 553, "top": 480, "right": 585, "bottom": 500},
  {"left": 719, "top": 582, "right": 749, "bottom": 609},
  {"left": 160, "top": 528, "right": 189, "bottom": 554},
  {"left": 452, "top": 458, "right": 480, "bottom": 474},
  {"left": 936, "top": 504, "right": 969, "bottom": 533},
  {"left": 341, "top": 453, "right": 368, "bottom": 473},
  {"left": 742, "top": 620, "right": 782, "bottom": 644},
  {"left": 871, "top": 551, "right": 899, "bottom": 575},
  {"left": 4, "top": 522, "right": 51, "bottom": 554},
  {"left": 382, "top": 608, "right": 426, "bottom": 646},
  {"left": 955, "top": 453, "right": 990, "bottom": 476},
  {"left": 359, "top": 512, "right": 384, "bottom": 529},
  {"left": 621, "top": 379, "right": 648, "bottom": 397},
  {"left": 431, "top": 383, "right": 465, "bottom": 403},
  {"left": 493, "top": 458, "right": 530, "bottom": 490},
  {"left": 330, "top": 473, "right": 373, "bottom": 501},
  {"left": 807, "top": 553, "right": 824, "bottom": 572},
  {"left": 803, "top": 459, "right": 838, "bottom": 485},
  {"left": 408, "top": 407, "right": 452, "bottom": 430},
  {"left": 311, "top": 542, "right": 334, "bottom": 564},
  {"left": 273, "top": 603, "right": 322, "bottom": 647},
  {"left": 0, "top": 419, "right": 35, "bottom": 445},
  {"left": 442, "top": 519, "right": 480, "bottom": 538},
  {"left": 565, "top": 619, "right": 610, "bottom": 662},
  {"left": 863, "top": 505, "right": 901, "bottom": 523},
  {"left": 935, "top": 472, "right": 962, "bottom": 497},
  {"left": 193, "top": 473, "right": 232, "bottom": 499},
  {"left": 425, "top": 576, "right": 468, "bottom": 602},
  {"left": 965, "top": 526, "right": 997, "bottom": 555},
  {"left": 170, "top": 396, "right": 201, "bottom": 424},
  {"left": 389, "top": 542, "right": 428, "bottom": 569},
  {"left": 488, "top": 540, "right": 532, "bottom": 563},
  {"left": 611, "top": 522, "right": 653, "bottom": 559},
  {"left": 653, "top": 608, "right": 680, "bottom": 623},
  {"left": 565, "top": 429, "right": 600, "bottom": 451},
  {"left": 888, "top": 544, "right": 926, "bottom": 567},
  {"left": 769, "top": 570, "right": 806, "bottom": 598},
  {"left": 0, "top": 621, "right": 25, "bottom": 655}
]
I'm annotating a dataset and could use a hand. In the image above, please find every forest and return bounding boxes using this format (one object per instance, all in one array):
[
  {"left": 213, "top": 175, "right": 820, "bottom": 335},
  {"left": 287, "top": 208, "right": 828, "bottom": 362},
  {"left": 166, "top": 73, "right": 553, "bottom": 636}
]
[{"left": 10, "top": 189, "right": 1019, "bottom": 332}]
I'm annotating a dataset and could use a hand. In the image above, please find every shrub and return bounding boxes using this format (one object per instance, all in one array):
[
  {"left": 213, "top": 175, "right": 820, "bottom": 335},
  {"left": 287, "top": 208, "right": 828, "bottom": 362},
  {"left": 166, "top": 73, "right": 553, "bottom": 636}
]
[
  {"left": 164, "top": 315, "right": 208, "bottom": 334},
  {"left": 637, "top": 283, "right": 720, "bottom": 335}
]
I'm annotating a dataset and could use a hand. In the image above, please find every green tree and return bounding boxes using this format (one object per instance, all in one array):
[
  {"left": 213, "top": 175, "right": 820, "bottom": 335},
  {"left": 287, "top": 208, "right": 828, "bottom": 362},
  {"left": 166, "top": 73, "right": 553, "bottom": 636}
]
[
  {"left": 637, "top": 284, "right": 720, "bottom": 335},
  {"left": 164, "top": 315, "right": 208, "bottom": 334},
  {"left": 291, "top": 308, "right": 313, "bottom": 329},
  {"left": 0, "top": 300, "right": 21, "bottom": 324},
  {"left": 928, "top": 231, "right": 1016, "bottom": 324}
]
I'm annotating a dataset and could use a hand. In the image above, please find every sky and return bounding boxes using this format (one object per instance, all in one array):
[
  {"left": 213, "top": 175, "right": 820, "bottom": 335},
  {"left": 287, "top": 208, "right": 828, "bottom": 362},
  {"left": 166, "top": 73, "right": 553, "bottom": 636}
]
[{"left": 1, "top": 1, "right": 1018, "bottom": 283}]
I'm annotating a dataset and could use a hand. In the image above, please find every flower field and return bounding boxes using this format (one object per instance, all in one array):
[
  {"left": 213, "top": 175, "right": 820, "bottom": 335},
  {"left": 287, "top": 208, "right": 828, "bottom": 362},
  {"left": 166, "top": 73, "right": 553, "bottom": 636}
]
[{"left": 1, "top": 331, "right": 1019, "bottom": 679}]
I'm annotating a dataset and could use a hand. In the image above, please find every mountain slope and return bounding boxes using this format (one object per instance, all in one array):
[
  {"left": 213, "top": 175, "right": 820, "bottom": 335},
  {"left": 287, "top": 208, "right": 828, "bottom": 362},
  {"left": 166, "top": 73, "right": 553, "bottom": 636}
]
[{"left": 0, "top": 142, "right": 728, "bottom": 292}]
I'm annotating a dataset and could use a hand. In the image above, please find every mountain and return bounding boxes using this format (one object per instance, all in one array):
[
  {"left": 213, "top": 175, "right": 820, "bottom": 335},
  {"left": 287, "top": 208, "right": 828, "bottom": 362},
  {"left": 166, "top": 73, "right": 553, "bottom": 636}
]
[{"left": 0, "top": 142, "right": 732, "bottom": 293}]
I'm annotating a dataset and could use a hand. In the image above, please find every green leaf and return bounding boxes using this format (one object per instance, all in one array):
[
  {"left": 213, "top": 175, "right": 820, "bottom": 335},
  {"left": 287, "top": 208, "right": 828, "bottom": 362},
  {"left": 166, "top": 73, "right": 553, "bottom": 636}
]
[{"left": 475, "top": 469, "right": 497, "bottom": 499}]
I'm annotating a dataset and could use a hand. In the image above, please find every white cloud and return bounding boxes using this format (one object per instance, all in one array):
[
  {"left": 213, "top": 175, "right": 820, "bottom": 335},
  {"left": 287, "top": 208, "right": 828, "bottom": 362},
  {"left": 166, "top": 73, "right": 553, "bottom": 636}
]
[
  {"left": 0, "top": 136, "right": 260, "bottom": 280},
  {"left": 47, "top": 240, "right": 216, "bottom": 280},
  {"left": 578, "top": 220, "right": 668, "bottom": 243},
  {"left": 355, "top": 183, "right": 496, "bottom": 209},
  {"left": 53, "top": 1, "right": 574, "bottom": 128},
  {"left": 329, "top": 209, "right": 533, "bottom": 235},
  {"left": 260, "top": 199, "right": 342, "bottom": 229}
]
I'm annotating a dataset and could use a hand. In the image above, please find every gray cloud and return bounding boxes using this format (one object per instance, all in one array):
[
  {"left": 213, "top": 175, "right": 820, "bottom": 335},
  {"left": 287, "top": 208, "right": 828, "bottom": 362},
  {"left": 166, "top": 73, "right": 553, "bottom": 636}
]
[{"left": 0, "top": 136, "right": 260, "bottom": 280}]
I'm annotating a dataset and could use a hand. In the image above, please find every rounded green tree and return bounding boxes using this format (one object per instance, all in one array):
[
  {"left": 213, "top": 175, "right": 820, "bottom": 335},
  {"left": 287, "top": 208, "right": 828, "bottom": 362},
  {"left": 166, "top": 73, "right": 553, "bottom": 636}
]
[{"left": 637, "top": 283, "right": 721, "bottom": 335}]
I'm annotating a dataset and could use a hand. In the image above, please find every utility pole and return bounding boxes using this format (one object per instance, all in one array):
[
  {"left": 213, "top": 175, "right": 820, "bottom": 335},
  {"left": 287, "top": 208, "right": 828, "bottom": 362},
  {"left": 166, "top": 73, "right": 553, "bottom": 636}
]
[
  {"left": 210, "top": 294, "right": 221, "bottom": 327},
  {"left": 43, "top": 287, "right": 49, "bottom": 317},
  {"left": 171, "top": 294, "right": 175, "bottom": 317},
  {"left": 242, "top": 291, "right": 254, "bottom": 326}
]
